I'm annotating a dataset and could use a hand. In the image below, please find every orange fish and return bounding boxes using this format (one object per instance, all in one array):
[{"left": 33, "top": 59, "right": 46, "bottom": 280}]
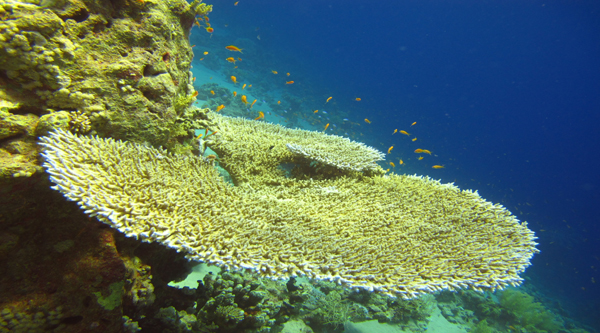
[
  {"left": 326, "top": 96, "right": 332, "bottom": 103},
  {"left": 194, "top": 19, "right": 202, "bottom": 27},
  {"left": 277, "top": 101, "right": 281, "bottom": 104},
  {"left": 390, "top": 162, "right": 395, "bottom": 168},
  {"left": 414, "top": 149, "right": 423, "bottom": 153},
  {"left": 234, "top": 1, "right": 239, "bottom": 5},
  {"left": 233, "top": 91, "right": 237, "bottom": 97},
  {"left": 206, "top": 27, "right": 214, "bottom": 33},
  {"left": 248, "top": 84, "right": 252, "bottom": 88},
  {"left": 210, "top": 90, "right": 215, "bottom": 95},
  {"left": 422, "top": 149, "right": 432, "bottom": 155},
  {"left": 412, "top": 137, "right": 417, "bottom": 142},
  {"left": 193, "top": 77, "right": 196, "bottom": 82},
  {"left": 241, "top": 95, "right": 248, "bottom": 105},
  {"left": 286, "top": 81, "right": 294, "bottom": 84},
  {"left": 411, "top": 121, "right": 417, "bottom": 126},
  {"left": 355, "top": 98, "right": 361, "bottom": 101},
  {"left": 432, "top": 165, "right": 445, "bottom": 169},
  {"left": 192, "top": 91, "right": 198, "bottom": 97},
  {"left": 238, "top": 57, "right": 242, "bottom": 61},
  {"left": 192, "top": 45, "right": 196, "bottom": 47},
  {"left": 392, "top": 129, "right": 397, "bottom": 135},
  {"left": 203, "top": 51, "right": 209, "bottom": 55},
  {"left": 199, "top": 58, "right": 204, "bottom": 61},
  {"left": 242, "top": 84, "right": 247, "bottom": 89},
  {"left": 286, "top": 73, "right": 290, "bottom": 76},
  {"left": 364, "top": 119, "right": 371, "bottom": 124},
  {"left": 399, "top": 159, "right": 404, "bottom": 165},
  {"left": 418, "top": 156, "right": 424, "bottom": 160},
  {"left": 231, "top": 76, "right": 237, "bottom": 84},
  {"left": 313, "top": 110, "right": 318, "bottom": 113},
  {"left": 387, "top": 146, "right": 394, "bottom": 154},
  {"left": 216, "top": 104, "right": 225, "bottom": 112},
  {"left": 226, "top": 57, "right": 236, "bottom": 64},
  {"left": 323, "top": 123, "right": 329, "bottom": 131},
  {"left": 250, "top": 99, "right": 257, "bottom": 108},
  {"left": 272, "top": 70, "right": 278, "bottom": 74},
  {"left": 400, "top": 130, "right": 410, "bottom": 136},
  {"left": 204, "top": 15, "right": 209, "bottom": 22},
  {"left": 254, "top": 111, "right": 264, "bottom": 120},
  {"left": 225, "top": 45, "right": 243, "bottom": 53}
]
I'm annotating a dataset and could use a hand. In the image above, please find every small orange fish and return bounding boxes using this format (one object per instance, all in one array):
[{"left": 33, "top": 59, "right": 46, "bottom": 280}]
[
  {"left": 286, "top": 81, "right": 294, "bottom": 84},
  {"left": 231, "top": 76, "right": 237, "bottom": 84},
  {"left": 399, "top": 159, "right": 404, "bottom": 165},
  {"left": 313, "top": 110, "right": 318, "bottom": 113},
  {"left": 418, "top": 156, "right": 424, "bottom": 160},
  {"left": 355, "top": 97, "right": 361, "bottom": 101},
  {"left": 387, "top": 146, "right": 394, "bottom": 154},
  {"left": 206, "top": 27, "right": 214, "bottom": 33},
  {"left": 233, "top": 91, "right": 237, "bottom": 97},
  {"left": 248, "top": 84, "right": 252, "bottom": 88},
  {"left": 422, "top": 149, "right": 432, "bottom": 155},
  {"left": 326, "top": 96, "right": 332, "bottom": 103},
  {"left": 192, "top": 91, "right": 198, "bottom": 97},
  {"left": 193, "top": 77, "right": 196, "bottom": 82},
  {"left": 392, "top": 129, "right": 397, "bottom": 135},
  {"left": 385, "top": 168, "right": 390, "bottom": 173},
  {"left": 277, "top": 101, "right": 281, "bottom": 105},
  {"left": 204, "top": 15, "right": 209, "bottom": 22},
  {"left": 411, "top": 121, "right": 417, "bottom": 126},
  {"left": 286, "top": 73, "right": 290, "bottom": 76},
  {"left": 234, "top": 1, "right": 239, "bottom": 5},
  {"left": 242, "top": 83, "right": 247, "bottom": 89},
  {"left": 216, "top": 104, "right": 225, "bottom": 112},
  {"left": 272, "top": 70, "right": 278, "bottom": 74},
  {"left": 254, "top": 111, "right": 264, "bottom": 120},
  {"left": 225, "top": 45, "right": 243, "bottom": 53},
  {"left": 210, "top": 90, "right": 215, "bottom": 95},
  {"left": 400, "top": 130, "right": 410, "bottom": 136},
  {"left": 412, "top": 137, "right": 417, "bottom": 142},
  {"left": 390, "top": 162, "right": 396, "bottom": 168},
  {"left": 191, "top": 45, "right": 196, "bottom": 47},
  {"left": 432, "top": 165, "right": 445, "bottom": 169},
  {"left": 226, "top": 57, "right": 236, "bottom": 64},
  {"left": 323, "top": 123, "right": 329, "bottom": 131},
  {"left": 364, "top": 119, "right": 371, "bottom": 124},
  {"left": 203, "top": 51, "right": 209, "bottom": 55},
  {"left": 238, "top": 57, "right": 242, "bottom": 61},
  {"left": 241, "top": 95, "right": 248, "bottom": 105},
  {"left": 414, "top": 149, "right": 423, "bottom": 153},
  {"left": 250, "top": 99, "right": 257, "bottom": 108},
  {"left": 199, "top": 58, "right": 204, "bottom": 61}
]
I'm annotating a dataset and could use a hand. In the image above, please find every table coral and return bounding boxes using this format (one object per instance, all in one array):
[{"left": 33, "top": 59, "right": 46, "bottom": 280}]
[{"left": 40, "top": 127, "right": 539, "bottom": 300}]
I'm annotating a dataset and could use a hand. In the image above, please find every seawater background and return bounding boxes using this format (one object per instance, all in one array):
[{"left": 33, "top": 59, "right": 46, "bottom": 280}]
[{"left": 190, "top": 0, "right": 600, "bottom": 329}]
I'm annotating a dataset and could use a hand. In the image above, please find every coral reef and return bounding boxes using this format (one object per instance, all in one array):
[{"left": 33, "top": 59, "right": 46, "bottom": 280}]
[
  {"left": 499, "top": 289, "right": 562, "bottom": 332},
  {"left": 40, "top": 128, "right": 539, "bottom": 299},
  {"left": 0, "top": 0, "right": 212, "bottom": 183},
  {"left": 195, "top": 270, "right": 283, "bottom": 332}
]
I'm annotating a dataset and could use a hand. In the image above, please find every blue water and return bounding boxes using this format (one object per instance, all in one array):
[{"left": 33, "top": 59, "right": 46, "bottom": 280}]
[{"left": 192, "top": 0, "right": 600, "bottom": 329}]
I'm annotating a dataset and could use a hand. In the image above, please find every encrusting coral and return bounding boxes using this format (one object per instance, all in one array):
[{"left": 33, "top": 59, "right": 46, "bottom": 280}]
[{"left": 40, "top": 126, "right": 539, "bottom": 299}]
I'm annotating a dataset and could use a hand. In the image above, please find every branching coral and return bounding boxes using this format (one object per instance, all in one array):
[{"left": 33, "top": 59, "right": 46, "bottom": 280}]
[{"left": 40, "top": 128, "right": 538, "bottom": 299}]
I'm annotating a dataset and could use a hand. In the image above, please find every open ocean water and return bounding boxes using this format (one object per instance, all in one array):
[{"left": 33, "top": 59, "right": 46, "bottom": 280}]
[{"left": 190, "top": 0, "right": 600, "bottom": 330}]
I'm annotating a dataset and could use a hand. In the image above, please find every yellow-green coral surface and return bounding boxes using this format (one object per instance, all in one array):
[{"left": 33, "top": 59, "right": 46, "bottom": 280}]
[{"left": 40, "top": 128, "right": 539, "bottom": 299}]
